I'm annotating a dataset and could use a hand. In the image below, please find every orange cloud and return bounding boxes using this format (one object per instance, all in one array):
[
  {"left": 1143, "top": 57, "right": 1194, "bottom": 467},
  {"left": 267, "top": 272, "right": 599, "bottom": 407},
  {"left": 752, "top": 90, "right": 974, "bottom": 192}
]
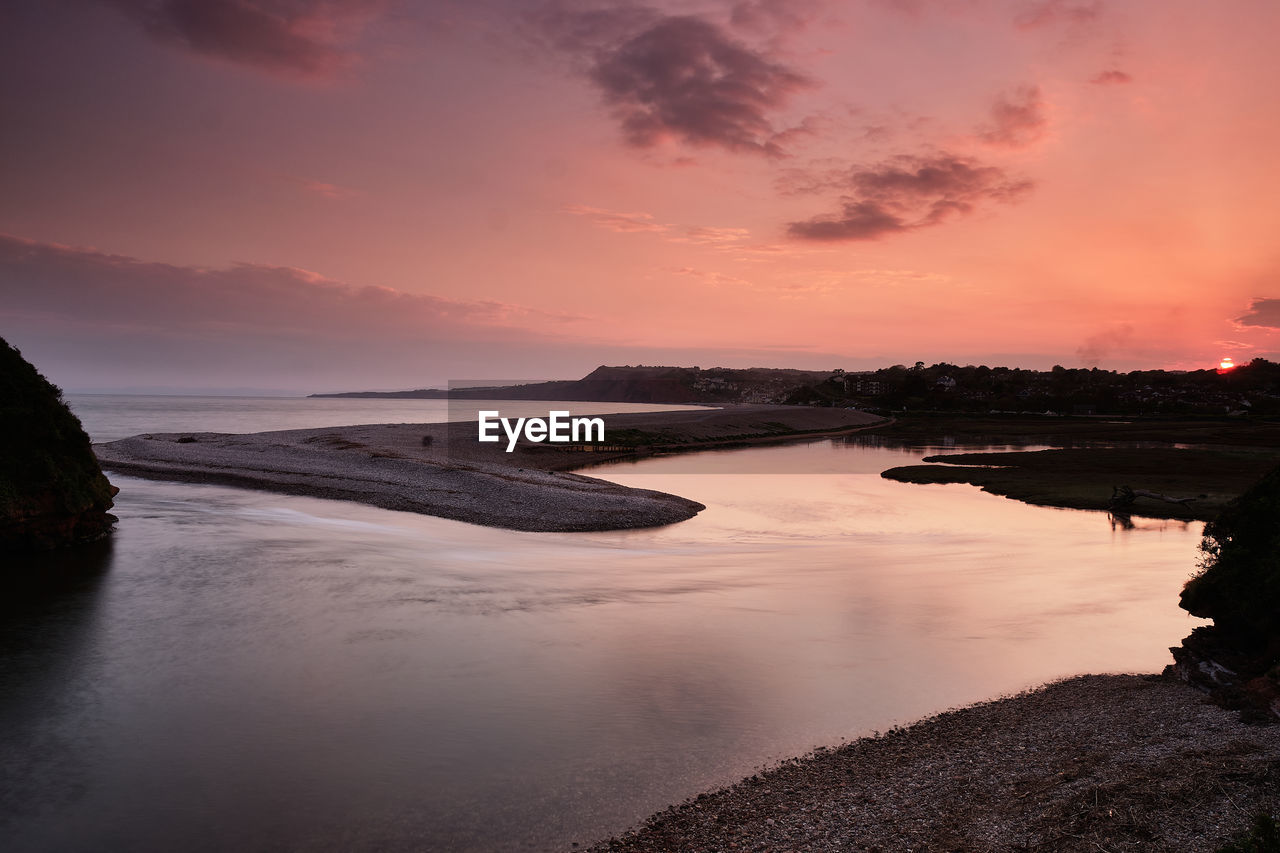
[
  {"left": 978, "top": 85, "right": 1048, "bottom": 148},
  {"left": 562, "top": 205, "right": 670, "bottom": 234},
  {"left": 1014, "top": 0, "right": 1101, "bottom": 31},
  {"left": 290, "top": 177, "right": 361, "bottom": 199},
  {"left": 1076, "top": 323, "right": 1134, "bottom": 366},
  {"left": 1090, "top": 69, "right": 1133, "bottom": 85}
]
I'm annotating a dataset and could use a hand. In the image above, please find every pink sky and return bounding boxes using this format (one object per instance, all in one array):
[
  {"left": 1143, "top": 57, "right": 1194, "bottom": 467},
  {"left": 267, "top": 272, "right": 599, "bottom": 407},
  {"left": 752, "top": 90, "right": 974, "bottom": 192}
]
[{"left": 2, "top": 0, "right": 1278, "bottom": 393}]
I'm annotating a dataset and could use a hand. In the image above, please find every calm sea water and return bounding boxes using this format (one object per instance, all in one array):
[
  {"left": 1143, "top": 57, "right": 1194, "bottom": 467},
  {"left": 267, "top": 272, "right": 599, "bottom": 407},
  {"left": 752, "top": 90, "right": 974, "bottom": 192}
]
[
  {"left": 65, "top": 394, "right": 705, "bottom": 443},
  {"left": 0, "top": 397, "right": 1205, "bottom": 852}
]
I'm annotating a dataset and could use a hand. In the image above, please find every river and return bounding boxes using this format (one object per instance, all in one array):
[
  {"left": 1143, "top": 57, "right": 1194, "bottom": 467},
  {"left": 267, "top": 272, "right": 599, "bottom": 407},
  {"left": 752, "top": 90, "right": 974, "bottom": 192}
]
[{"left": 0, "top": 396, "right": 1204, "bottom": 851}]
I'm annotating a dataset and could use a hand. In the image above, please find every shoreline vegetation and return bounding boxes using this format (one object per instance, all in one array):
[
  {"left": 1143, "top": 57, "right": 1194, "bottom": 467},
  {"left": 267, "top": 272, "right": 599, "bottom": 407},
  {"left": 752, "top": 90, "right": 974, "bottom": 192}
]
[
  {"left": 307, "top": 361, "right": 1280, "bottom": 421},
  {"left": 874, "top": 414, "right": 1280, "bottom": 522}
]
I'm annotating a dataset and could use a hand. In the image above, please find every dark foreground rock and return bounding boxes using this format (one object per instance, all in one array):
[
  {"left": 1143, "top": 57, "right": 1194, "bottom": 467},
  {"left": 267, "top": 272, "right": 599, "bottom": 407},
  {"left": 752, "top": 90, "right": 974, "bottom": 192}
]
[
  {"left": 1169, "top": 462, "right": 1280, "bottom": 721},
  {"left": 589, "top": 675, "right": 1280, "bottom": 853},
  {"left": 0, "top": 338, "right": 116, "bottom": 552}
]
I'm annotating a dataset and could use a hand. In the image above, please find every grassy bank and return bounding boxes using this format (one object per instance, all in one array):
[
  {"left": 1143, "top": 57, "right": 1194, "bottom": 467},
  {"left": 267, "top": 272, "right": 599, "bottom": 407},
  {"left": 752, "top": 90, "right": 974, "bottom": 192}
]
[
  {"left": 882, "top": 446, "right": 1280, "bottom": 520},
  {"left": 869, "top": 412, "right": 1280, "bottom": 446},
  {"left": 868, "top": 415, "right": 1280, "bottom": 520}
]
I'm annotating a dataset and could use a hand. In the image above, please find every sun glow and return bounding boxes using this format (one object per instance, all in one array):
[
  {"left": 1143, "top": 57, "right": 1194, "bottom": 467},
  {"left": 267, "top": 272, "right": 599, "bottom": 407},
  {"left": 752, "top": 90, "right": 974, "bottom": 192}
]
[{"left": 1218, "top": 357, "right": 1236, "bottom": 374}]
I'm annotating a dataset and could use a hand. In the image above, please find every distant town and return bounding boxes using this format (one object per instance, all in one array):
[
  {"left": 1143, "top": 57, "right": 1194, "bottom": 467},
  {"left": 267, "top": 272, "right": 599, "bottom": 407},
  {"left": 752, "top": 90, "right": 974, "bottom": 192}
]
[{"left": 316, "top": 359, "right": 1280, "bottom": 418}]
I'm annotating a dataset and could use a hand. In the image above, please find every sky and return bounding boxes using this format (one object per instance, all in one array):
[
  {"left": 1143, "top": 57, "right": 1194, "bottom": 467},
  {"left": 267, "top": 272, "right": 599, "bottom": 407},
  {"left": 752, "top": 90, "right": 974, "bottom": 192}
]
[{"left": 2, "top": 0, "right": 1279, "bottom": 393}]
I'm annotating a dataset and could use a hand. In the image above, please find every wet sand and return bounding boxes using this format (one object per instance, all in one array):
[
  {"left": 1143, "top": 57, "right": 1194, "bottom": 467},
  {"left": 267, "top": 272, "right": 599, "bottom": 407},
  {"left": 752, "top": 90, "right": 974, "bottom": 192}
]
[{"left": 93, "top": 405, "right": 886, "bottom": 531}]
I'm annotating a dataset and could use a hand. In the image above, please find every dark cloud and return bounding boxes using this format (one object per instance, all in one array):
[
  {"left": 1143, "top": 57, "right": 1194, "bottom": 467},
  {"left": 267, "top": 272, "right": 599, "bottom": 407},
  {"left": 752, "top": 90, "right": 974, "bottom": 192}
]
[
  {"left": 589, "top": 15, "right": 811, "bottom": 156},
  {"left": 1091, "top": 69, "right": 1132, "bottom": 85},
  {"left": 1237, "top": 298, "right": 1280, "bottom": 329},
  {"left": 0, "top": 233, "right": 578, "bottom": 338},
  {"left": 531, "top": 7, "right": 812, "bottom": 157},
  {"left": 0, "top": 231, "right": 602, "bottom": 391},
  {"left": 1014, "top": 0, "right": 1101, "bottom": 30},
  {"left": 788, "top": 155, "right": 1033, "bottom": 241},
  {"left": 788, "top": 201, "right": 907, "bottom": 241},
  {"left": 0, "top": 241, "right": 881, "bottom": 392},
  {"left": 978, "top": 85, "right": 1047, "bottom": 148},
  {"left": 99, "top": 0, "right": 384, "bottom": 77}
]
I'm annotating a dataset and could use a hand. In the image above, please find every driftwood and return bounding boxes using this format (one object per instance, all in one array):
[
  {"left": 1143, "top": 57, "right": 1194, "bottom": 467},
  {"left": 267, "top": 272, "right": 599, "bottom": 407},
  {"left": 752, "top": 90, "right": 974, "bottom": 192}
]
[{"left": 1108, "top": 484, "right": 1197, "bottom": 510}]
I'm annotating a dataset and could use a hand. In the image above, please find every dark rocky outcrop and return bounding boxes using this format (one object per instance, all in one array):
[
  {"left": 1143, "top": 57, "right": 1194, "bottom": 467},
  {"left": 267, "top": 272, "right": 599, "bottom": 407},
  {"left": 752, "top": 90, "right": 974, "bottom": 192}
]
[
  {"left": 1168, "top": 463, "right": 1280, "bottom": 722},
  {"left": 0, "top": 338, "right": 116, "bottom": 553}
]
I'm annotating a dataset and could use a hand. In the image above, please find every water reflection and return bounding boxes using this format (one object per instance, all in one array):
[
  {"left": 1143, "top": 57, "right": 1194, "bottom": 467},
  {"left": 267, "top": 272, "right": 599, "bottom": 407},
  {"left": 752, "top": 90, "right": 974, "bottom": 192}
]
[
  {"left": 0, "top": 440, "right": 1208, "bottom": 852},
  {"left": 0, "top": 540, "right": 114, "bottom": 837},
  {"left": 68, "top": 395, "right": 704, "bottom": 444}
]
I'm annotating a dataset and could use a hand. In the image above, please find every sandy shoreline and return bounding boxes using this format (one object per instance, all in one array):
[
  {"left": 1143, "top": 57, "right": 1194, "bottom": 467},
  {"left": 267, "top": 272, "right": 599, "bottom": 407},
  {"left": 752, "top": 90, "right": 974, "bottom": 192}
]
[
  {"left": 92, "top": 405, "right": 886, "bottom": 531},
  {"left": 588, "top": 673, "right": 1280, "bottom": 852}
]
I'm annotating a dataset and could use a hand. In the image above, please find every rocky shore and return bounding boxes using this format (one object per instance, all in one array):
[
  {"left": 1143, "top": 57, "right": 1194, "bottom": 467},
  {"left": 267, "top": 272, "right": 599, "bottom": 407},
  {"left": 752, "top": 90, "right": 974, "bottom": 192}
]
[
  {"left": 589, "top": 674, "right": 1280, "bottom": 852},
  {"left": 93, "top": 406, "right": 885, "bottom": 532}
]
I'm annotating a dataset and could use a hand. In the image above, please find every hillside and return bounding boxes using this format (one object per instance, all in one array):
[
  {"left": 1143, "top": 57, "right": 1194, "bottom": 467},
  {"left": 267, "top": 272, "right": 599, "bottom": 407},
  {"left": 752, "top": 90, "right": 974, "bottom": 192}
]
[
  {"left": 313, "top": 360, "right": 1280, "bottom": 416},
  {"left": 0, "top": 338, "right": 117, "bottom": 552},
  {"left": 311, "top": 365, "right": 831, "bottom": 405}
]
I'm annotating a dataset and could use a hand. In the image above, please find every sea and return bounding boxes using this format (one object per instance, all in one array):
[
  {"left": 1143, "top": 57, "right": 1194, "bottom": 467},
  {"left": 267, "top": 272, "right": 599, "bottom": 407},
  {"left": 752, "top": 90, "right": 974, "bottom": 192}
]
[{"left": 0, "top": 395, "right": 1206, "bottom": 852}]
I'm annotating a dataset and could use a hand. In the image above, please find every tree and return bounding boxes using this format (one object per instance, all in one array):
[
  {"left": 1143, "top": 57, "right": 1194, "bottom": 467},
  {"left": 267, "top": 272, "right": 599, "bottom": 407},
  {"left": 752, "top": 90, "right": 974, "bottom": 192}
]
[
  {"left": 1172, "top": 462, "right": 1280, "bottom": 720},
  {"left": 1, "top": 338, "right": 117, "bottom": 551},
  {"left": 1181, "top": 463, "right": 1280, "bottom": 644}
]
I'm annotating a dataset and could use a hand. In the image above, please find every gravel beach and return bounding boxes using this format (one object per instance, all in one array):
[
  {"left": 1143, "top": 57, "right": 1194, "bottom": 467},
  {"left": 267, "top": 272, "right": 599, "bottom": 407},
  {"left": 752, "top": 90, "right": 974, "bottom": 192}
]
[
  {"left": 92, "top": 424, "right": 706, "bottom": 531},
  {"left": 588, "top": 674, "right": 1280, "bottom": 852},
  {"left": 92, "top": 405, "right": 885, "bottom": 531}
]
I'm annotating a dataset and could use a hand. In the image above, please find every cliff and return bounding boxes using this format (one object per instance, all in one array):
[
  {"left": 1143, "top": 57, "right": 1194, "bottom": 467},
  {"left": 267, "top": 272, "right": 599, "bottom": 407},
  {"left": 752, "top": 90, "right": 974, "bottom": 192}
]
[{"left": 0, "top": 338, "right": 117, "bottom": 552}]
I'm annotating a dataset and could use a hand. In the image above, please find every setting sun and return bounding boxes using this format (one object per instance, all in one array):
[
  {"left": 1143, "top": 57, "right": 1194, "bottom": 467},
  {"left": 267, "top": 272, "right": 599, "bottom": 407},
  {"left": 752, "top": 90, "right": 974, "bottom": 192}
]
[{"left": 1219, "top": 357, "right": 1237, "bottom": 373}]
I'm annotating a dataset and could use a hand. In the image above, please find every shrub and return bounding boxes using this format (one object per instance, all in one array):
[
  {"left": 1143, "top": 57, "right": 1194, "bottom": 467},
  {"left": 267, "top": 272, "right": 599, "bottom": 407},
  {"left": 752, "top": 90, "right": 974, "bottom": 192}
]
[
  {"left": 0, "top": 337, "right": 115, "bottom": 520},
  {"left": 1181, "top": 463, "right": 1280, "bottom": 644}
]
